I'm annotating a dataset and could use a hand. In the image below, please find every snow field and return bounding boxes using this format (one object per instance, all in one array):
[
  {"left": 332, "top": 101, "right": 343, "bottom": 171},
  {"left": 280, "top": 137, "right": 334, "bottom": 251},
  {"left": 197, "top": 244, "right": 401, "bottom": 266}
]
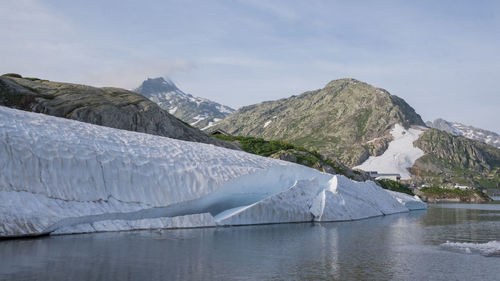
[{"left": 354, "top": 124, "right": 425, "bottom": 179}]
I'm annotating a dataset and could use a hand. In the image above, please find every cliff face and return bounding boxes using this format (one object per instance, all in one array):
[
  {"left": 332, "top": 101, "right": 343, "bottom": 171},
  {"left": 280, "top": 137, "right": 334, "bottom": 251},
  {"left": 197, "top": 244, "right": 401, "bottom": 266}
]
[
  {"left": 215, "top": 78, "right": 425, "bottom": 166},
  {"left": 0, "top": 74, "right": 237, "bottom": 149},
  {"left": 411, "top": 129, "right": 500, "bottom": 189}
]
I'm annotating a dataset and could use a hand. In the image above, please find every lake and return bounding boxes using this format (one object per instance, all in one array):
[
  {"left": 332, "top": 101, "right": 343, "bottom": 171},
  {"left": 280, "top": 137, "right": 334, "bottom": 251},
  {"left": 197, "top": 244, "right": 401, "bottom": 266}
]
[{"left": 1, "top": 202, "right": 499, "bottom": 281}]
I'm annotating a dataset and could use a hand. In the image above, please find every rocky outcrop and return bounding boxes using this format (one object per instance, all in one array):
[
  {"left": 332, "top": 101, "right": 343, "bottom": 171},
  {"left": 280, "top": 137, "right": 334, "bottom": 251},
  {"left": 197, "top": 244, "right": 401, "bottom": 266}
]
[
  {"left": 215, "top": 78, "right": 425, "bottom": 166},
  {"left": 0, "top": 74, "right": 238, "bottom": 149},
  {"left": 410, "top": 129, "right": 500, "bottom": 189}
]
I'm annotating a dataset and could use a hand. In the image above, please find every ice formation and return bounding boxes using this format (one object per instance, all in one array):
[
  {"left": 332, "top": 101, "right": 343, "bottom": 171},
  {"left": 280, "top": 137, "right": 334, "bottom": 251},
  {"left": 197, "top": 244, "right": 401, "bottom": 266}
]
[
  {"left": 441, "top": 241, "right": 500, "bottom": 257},
  {"left": 354, "top": 124, "right": 425, "bottom": 179},
  {"left": 0, "top": 106, "right": 425, "bottom": 237}
]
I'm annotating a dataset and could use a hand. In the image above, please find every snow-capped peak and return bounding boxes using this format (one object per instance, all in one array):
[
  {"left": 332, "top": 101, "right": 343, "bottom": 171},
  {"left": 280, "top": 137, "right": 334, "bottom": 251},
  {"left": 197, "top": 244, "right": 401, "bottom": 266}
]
[
  {"left": 426, "top": 118, "right": 500, "bottom": 148},
  {"left": 135, "top": 77, "right": 235, "bottom": 129}
]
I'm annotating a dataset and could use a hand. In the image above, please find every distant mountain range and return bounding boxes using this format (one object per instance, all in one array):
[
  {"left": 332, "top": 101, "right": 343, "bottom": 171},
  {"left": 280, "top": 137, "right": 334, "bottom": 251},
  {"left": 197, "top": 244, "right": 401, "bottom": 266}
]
[
  {"left": 134, "top": 77, "right": 234, "bottom": 130},
  {"left": 426, "top": 118, "right": 500, "bottom": 149}
]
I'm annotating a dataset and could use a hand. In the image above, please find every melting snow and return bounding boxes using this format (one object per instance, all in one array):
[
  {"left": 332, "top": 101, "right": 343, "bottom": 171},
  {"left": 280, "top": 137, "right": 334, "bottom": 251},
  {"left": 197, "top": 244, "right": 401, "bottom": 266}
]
[
  {"left": 263, "top": 120, "right": 272, "bottom": 128},
  {"left": 216, "top": 105, "right": 234, "bottom": 115},
  {"left": 168, "top": 106, "right": 178, "bottom": 115},
  {"left": 354, "top": 124, "right": 425, "bottom": 180},
  {"left": 0, "top": 107, "right": 425, "bottom": 237},
  {"left": 190, "top": 115, "right": 207, "bottom": 126},
  {"left": 441, "top": 241, "right": 500, "bottom": 257}
]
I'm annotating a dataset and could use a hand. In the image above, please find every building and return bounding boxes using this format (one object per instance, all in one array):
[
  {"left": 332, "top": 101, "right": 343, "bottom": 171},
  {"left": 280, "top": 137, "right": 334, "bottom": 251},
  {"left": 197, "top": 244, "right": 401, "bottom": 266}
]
[
  {"left": 366, "top": 171, "right": 401, "bottom": 181},
  {"left": 209, "top": 129, "right": 230, "bottom": 136}
]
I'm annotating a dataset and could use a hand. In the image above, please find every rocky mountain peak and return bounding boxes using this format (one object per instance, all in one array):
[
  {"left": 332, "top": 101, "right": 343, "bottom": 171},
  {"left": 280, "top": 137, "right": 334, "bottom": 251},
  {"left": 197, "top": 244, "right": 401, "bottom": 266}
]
[
  {"left": 215, "top": 77, "right": 425, "bottom": 166},
  {"left": 134, "top": 77, "right": 235, "bottom": 130},
  {"left": 426, "top": 118, "right": 500, "bottom": 148},
  {"left": 324, "top": 78, "right": 362, "bottom": 88},
  {"left": 135, "top": 77, "right": 182, "bottom": 97}
]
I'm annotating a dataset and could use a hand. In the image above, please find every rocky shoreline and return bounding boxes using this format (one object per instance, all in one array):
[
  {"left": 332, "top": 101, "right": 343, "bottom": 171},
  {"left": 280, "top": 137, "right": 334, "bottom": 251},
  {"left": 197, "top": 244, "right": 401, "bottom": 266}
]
[{"left": 413, "top": 188, "right": 492, "bottom": 203}]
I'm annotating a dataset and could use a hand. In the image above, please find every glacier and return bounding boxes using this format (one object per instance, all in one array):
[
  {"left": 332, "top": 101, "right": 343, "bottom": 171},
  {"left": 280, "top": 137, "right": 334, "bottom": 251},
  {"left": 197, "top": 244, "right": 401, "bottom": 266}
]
[{"left": 0, "top": 106, "right": 425, "bottom": 237}]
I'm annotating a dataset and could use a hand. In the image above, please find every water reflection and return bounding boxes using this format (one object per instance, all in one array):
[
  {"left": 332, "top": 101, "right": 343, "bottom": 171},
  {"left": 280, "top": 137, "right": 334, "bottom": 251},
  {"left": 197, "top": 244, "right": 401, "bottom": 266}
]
[{"left": 1, "top": 206, "right": 500, "bottom": 281}]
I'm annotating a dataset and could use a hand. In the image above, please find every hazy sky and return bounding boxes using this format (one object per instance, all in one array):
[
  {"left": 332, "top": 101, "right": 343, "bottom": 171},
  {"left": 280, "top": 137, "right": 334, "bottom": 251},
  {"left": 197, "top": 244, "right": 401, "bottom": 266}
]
[{"left": 2, "top": 0, "right": 499, "bottom": 132}]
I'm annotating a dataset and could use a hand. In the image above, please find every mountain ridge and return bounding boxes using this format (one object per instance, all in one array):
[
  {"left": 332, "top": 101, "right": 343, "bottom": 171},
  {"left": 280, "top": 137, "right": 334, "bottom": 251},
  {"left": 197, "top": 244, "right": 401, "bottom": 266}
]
[
  {"left": 426, "top": 118, "right": 500, "bottom": 149},
  {"left": 215, "top": 78, "right": 425, "bottom": 166},
  {"left": 214, "top": 77, "right": 500, "bottom": 189},
  {"left": 134, "top": 77, "right": 234, "bottom": 130}
]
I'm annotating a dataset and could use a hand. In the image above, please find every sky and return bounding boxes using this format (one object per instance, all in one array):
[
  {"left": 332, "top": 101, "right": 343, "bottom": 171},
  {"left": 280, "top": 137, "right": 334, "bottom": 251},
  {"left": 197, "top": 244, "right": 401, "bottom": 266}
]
[{"left": 1, "top": 0, "right": 499, "bottom": 133}]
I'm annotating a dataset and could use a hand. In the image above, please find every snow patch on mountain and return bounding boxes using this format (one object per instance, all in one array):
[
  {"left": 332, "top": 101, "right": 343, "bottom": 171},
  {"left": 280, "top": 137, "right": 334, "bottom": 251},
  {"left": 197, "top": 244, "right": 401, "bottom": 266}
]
[
  {"left": 168, "top": 106, "right": 178, "bottom": 115},
  {"left": 0, "top": 107, "right": 425, "bottom": 237},
  {"left": 354, "top": 124, "right": 425, "bottom": 180},
  {"left": 190, "top": 115, "right": 207, "bottom": 126}
]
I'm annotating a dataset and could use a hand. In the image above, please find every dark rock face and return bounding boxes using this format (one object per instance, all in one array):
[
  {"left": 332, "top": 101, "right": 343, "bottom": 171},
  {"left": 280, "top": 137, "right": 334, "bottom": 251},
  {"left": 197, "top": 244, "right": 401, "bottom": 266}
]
[
  {"left": 135, "top": 77, "right": 180, "bottom": 96},
  {"left": 215, "top": 78, "right": 425, "bottom": 166},
  {"left": 0, "top": 74, "right": 238, "bottom": 149}
]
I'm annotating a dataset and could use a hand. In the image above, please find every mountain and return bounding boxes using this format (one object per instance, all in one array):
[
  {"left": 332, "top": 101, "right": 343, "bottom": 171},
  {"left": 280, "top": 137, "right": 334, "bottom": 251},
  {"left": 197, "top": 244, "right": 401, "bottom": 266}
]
[
  {"left": 215, "top": 78, "right": 425, "bottom": 166},
  {"left": 411, "top": 128, "right": 500, "bottom": 189},
  {"left": 135, "top": 77, "right": 234, "bottom": 130},
  {"left": 0, "top": 106, "right": 425, "bottom": 237},
  {"left": 214, "top": 77, "right": 500, "bottom": 190},
  {"left": 426, "top": 118, "right": 500, "bottom": 149},
  {"left": 0, "top": 73, "right": 236, "bottom": 149}
]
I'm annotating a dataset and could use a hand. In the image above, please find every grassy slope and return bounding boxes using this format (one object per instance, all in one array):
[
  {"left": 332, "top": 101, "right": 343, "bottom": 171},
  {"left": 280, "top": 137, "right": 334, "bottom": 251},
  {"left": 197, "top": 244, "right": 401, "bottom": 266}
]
[
  {"left": 213, "top": 134, "right": 368, "bottom": 181},
  {"left": 416, "top": 187, "right": 491, "bottom": 202}
]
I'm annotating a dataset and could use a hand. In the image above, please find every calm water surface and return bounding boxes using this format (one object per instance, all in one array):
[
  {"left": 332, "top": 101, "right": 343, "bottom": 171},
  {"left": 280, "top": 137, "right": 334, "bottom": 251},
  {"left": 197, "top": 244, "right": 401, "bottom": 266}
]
[{"left": 1, "top": 203, "right": 500, "bottom": 281}]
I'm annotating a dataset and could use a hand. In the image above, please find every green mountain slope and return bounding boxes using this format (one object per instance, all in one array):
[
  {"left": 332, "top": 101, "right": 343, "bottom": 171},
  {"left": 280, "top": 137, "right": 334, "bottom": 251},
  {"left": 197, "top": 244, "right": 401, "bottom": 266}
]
[
  {"left": 216, "top": 78, "right": 425, "bottom": 166},
  {"left": 212, "top": 134, "right": 370, "bottom": 181},
  {"left": 411, "top": 129, "right": 500, "bottom": 189}
]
